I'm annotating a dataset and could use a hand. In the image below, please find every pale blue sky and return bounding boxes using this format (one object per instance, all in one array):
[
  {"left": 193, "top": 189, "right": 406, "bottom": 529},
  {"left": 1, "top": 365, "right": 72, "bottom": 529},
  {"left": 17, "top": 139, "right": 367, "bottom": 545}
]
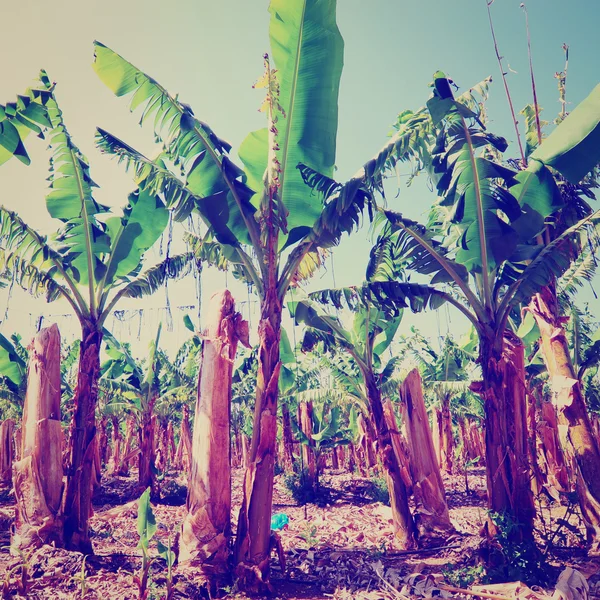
[{"left": 0, "top": 0, "right": 598, "bottom": 357}]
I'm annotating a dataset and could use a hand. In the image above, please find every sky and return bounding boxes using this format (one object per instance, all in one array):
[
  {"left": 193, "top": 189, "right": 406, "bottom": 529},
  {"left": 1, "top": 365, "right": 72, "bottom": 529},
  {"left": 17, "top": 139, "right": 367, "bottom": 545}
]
[{"left": 0, "top": 0, "right": 599, "bottom": 359}]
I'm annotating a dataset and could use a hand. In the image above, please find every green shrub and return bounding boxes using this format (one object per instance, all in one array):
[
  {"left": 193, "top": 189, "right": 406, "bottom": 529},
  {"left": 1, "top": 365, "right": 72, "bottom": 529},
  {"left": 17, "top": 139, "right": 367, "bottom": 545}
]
[
  {"left": 283, "top": 469, "right": 319, "bottom": 505},
  {"left": 365, "top": 476, "right": 390, "bottom": 505}
]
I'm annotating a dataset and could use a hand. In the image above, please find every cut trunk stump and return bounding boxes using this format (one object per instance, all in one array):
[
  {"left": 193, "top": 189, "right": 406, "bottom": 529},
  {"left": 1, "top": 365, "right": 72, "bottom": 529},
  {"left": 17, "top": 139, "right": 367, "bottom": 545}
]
[
  {"left": 382, "top": 399, "right": 412, "bottom": 491},
  {"left": 12, "top": 324, "right": 64, "bottom": 549},
  {"left": 365, "top": 378, "right": 417, "bottom": 549},
  {"left": 0, "top": 419, "right": 15, "bottom": 486},
  {"left": 400, "top": 369, "right": 454, "bottom": 537},
  {"left": 180, "top": 290, "right": 248, "bottom": 586},
  {"left": 529, "top": 287, "right": 600, "bottom": 552}
]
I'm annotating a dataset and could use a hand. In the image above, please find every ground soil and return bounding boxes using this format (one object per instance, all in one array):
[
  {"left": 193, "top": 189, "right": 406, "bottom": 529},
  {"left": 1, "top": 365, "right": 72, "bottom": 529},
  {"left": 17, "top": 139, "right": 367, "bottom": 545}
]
[{"left": 0, "top": 467, "right": 599, "bottom": 599}]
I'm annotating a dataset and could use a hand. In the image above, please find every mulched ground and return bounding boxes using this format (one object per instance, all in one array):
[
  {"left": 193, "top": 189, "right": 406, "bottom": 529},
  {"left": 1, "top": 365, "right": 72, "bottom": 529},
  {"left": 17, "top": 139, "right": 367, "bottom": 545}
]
[{"left": 0, "top": 467, "right": 599, "bottom": 599}]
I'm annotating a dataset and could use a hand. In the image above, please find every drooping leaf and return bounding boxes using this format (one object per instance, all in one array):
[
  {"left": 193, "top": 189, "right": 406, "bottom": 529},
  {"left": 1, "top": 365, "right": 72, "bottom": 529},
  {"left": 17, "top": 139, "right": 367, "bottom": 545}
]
[{"left": 530, "top": 83, "right": 600, "bottom": 184}]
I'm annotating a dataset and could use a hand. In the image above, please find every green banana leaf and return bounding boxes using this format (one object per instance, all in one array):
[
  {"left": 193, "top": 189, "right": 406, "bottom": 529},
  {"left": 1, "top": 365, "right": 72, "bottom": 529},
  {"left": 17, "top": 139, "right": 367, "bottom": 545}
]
[
  {"left": 137, "top": 487, "right": 157, "bottom": 550},
  {"left": 531, "top": 84, "right": 600, "bottom": 184},
  {"left": 0, "top": 332, "right": 26, "bottom": 386},
  {"left": 103, "top": 189, "right": 168, "bottom": 286},
  {"left": 92, "top": 41, "right": 255, "bottom": 248},
  {"left": 0, "top": 72, "right": 53, "bottom": 166},
  {"left": 247, "top": 0, "right": 344, "bottom": 243}
]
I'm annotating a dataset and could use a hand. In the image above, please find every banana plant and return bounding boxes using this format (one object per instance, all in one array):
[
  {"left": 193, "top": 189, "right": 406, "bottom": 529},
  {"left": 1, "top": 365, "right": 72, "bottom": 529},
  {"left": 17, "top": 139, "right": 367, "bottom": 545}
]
[
  {"left": 301, "top": 72, "right": 600, "bottom": 546},
  {"left": 0, "top": 332, "right": 27, "bottom": 420},
  {"left": 289, "top": 290, "right": 418, "bottom": 548},
  {"left": 400, "top": 332, "right": 475, "bottom": 473},
  {"left": 292, "top": 402, "right": 350, "bottom": 487},
  {"left": 89, "top": 1, "right": 393, "bottom": 584},
  {"left": 0, "top": 73, "right": 192, "bottom": 551},
  {"left": 100, "top": 325, "right": 175, "bottom": 494}
]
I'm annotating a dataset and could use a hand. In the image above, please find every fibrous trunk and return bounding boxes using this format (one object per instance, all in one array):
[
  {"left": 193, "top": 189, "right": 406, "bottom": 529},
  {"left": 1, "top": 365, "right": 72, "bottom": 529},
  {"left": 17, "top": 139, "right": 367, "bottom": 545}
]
[
  {"left": 298, "top": 401, "right": 316, "bottom": 488},
  {"left": 477, "top": 331, "right": 535, "bottom": 542},
  {"left": 400, "top": 369, "right": 454, "bottom": 537},
  {"left": 13, "top": 324, "right": 63, "bottom": 549},
  {"left": 175, "top": 405, "right": 192, "bottom": 473},
  {"left": 234, "top": 288, "right": 282, "bottom": 591},
  {"left": 107, "top": 416, "right": 122, "bottom": 476},
  {"left": 180, "top": 290, "right": 248, "bottom": 585},
  {"left": 529, "top": 287, "right": 600, "bottom": 552},
  {"left": 281, "top": 403, "right": 295, "bottom": 473},
  {"left": 382, "top": 399, "right": 412, "bottom": 491},
  {"left": 538, "top": 401, "right": 571, "bottom": 494},
  {"left": 365, "top": 375, "right": 417, "bottom": 549},
  {"left": 138, "top": 404, "right": 157, "bottom": 495},
  {"left": 63, "top": 321, "right": 102, "bottom": 553},
  {"left": 0, "top": 419, "right": 15, "bottom": 486},
  {"left": 440, "top": 394, "right": 454, "bottom": 474}
]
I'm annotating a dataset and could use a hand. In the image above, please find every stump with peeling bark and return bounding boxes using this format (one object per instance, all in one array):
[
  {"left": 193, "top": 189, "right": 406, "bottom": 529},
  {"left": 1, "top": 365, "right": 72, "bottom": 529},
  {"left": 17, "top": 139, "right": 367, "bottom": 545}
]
[
  {"left": 0, "top": 419, "right": 15, "bottom": 486},
  {"left": 12, "top": 324, "right": 64, "bottom": 549},
  {"left": 179, "top": 290, "right": 249, "bottom": 586},
  {"left": 400, "top": 369, "right": 454, "bottom": 537}
]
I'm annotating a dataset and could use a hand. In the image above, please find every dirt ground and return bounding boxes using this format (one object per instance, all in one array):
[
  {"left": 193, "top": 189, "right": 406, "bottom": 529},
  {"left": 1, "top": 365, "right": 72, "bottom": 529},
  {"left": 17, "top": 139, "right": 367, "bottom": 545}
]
[{"left": 1, "top": 467, "right": 599, "bottom": 599}]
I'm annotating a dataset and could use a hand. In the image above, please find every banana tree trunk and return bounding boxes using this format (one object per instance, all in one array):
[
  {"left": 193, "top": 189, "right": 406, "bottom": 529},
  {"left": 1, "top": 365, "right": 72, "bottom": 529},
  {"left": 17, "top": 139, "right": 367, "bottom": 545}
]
[
  {"left": 13, "top": 324, "right": 63, "bottom": 549},
  {"left": 241, "top": 434, "right": 250, "bottom": 468},
  {"left": 98, "top": 416, "right": 108, "bottom": 467},
  {"left": 476, "top": 330, "right": 535, "bottom": 542},
  {"left": 299, "top": 401, "right": 316, "bottom": 488},
  {"left": 331, "top": 447, "right": 339, "bottom": 470},
  {"left": 440, "top": 394, "right": 454, "bottom": 474},
  {"left": 138, "top": 404, "right": 157, "bottom": 494},
  {"left": 365, "top": 374, "right": 417, "bottom": 549},
  {"left": 526, "top": 386, "right": 545, "bottom": 497},
  {"left": 63, "top": 320, "right": 103, "bottom": 553},
  {"left": 0, "top": 419, "right": 15, "bottom": 486},
  {"left": 117, "top": 417, "right": 136, "bottom": 476},
  {"left": 382, "top": 399, "right": 412, "bottom": 491},
  {"left": 281, "top": 403, "right": 295, "bottom": 473},
  {"left": 431, "top": 408, "right": 443, "bottom": 470},
  {"left": 175, "top": 404, "right": 192, "bottom": 473},
  {"left": 234, "top": 289, "right": 282, "bottom": 591},
  {"left": 166, "top": 420, "right": 176, "bottom": 467},
  {"left": 107, "top": 416, "right": 122, "bottom": 475},
  {"left": 529, "top": 287, "right": 600, "bottom": 552},
  {"left": 180, "top": 290, "right": 247, "bottom": 584},
  {"left": 400, "top": 369, "right": 454, "bottom": 536}
]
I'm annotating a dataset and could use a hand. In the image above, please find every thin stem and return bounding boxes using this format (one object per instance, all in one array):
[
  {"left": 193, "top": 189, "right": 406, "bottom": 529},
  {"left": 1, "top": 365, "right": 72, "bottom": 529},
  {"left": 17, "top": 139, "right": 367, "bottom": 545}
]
[
  {"left": 522, "top": 2, "right": 543, "bottom": 146},
  {"left": 485, "top": 0, "right": 526, "bottom": 165}
]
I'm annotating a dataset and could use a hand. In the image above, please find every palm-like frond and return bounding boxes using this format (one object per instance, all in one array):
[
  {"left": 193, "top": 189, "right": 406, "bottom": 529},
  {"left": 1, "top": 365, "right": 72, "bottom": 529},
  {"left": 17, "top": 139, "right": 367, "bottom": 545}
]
[
  {"left": 93, "top": 42, "right": 258, "bottom": 249},
  {"left": 558, "top": 249, "right": 598, "bottom": 299},
  {"left": 113, "top": 252, "right": 194, "bottom": 302}
]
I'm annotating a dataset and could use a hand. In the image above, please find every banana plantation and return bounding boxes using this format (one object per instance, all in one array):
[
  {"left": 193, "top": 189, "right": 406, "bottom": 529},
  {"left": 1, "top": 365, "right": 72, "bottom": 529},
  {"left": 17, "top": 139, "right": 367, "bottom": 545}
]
[{"left": 1, "top": 0, "right": 600, "bottom": 598}]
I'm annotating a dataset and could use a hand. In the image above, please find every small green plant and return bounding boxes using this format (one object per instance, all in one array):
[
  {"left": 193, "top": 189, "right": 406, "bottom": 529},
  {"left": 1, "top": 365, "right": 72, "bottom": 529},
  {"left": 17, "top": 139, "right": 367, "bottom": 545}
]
[
  {"left": 283, "top": 469, "right": 319, "bottom": 505},
  {"left": 464, "top": 457, "right": 480, "bottom": 495},
  {"left": 157, "top": 532, "right": 176, "bottom": 600},
  {"left": 486, "top": 511, "right": 554, "bottom": 586},
  {"left": 442, "top": 563, "right": 485, "bottom": 588},
  {"left": 71, "top": 556, "right": 89, "bottom": 599},
  {"left": 3, "top": 546, "right": 33, "bottom": 598},
  {"left": 135, "top": 487, "right": 158, "bottom": 600},
  {"left": 366, "top": 476, "right": 390, "bottom": 505},
  {"left": 299, "top": 522, "right": 319, "bottom": 549}
]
